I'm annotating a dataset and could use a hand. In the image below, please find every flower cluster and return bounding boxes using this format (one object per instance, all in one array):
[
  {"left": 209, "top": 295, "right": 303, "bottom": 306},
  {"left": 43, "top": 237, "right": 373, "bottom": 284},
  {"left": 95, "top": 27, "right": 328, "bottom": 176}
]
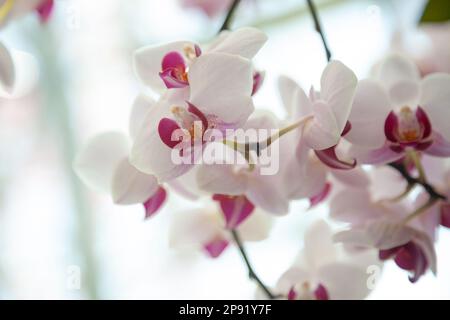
[{"left": 74, "top": 24, "right": 450, "bottom": 300}]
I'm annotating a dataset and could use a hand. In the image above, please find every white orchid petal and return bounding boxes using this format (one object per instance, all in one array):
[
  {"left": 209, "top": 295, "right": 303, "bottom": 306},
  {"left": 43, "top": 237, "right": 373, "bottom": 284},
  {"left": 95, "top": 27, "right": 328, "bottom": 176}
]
[
  {"left": 129, "top": 94, "right": 156, "bottom": 140},
  {"left": 188, "top": 52, "right": 254, "bottom": 125}
]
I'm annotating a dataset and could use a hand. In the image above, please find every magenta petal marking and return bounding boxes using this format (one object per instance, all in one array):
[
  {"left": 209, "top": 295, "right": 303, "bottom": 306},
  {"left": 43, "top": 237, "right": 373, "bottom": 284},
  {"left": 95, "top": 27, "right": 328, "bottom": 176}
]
[
  {"left": 143, "top": 187, "right": 167, "bottom": 219},
  {"left": 204, "top": 238, "right": 229, "bottom": 258},
  {"left": 440, "top": 203, "right": 450, "bottom": 228},
  {"left": 379, "top": 247, "right": 401, "bottom": 260},
  {"left": 393, "top": 242, "right": 428, "bottom": 283},
  {"left": 187, "top": 102, "right": 208, "bottom": 131},
  {"left": 314, "top": 147, "right": 356, "bottom": 170},
  {"left": 425, "top": 133, "right": 450, "bottom": 157},
  {"left": 314, "top": 284, "right": 329, "bottom": 300},
  {"left": 309, "top": 183, "right": 332, "bottom": 208},
  {"left": 36, "top": 0, "right": 54, "bottom": 23},
  {"left": 252, "top": 71, "right": 264, "bottom": 96},
  {"left": 416, "top": 107, "right": 432, "bottom": 139},
  {"left": 161, "top": 51, "right": 186, "bottom": 70},
  {"left": 158, "top": 118, "right": 182, "bottom": 149},
  {"left": 287, "top": 287, "right": 297, "bottom": 300},
  {"left": 384, "top": 111, "right": 399, "bottom": 143},
  {"left": 341, "top": 121, "right": 352, "bottom": 137},
  {"left": 213, "top": 194, "right": 255, "bottom": 229},
  {"left": 159, "top": 69, "right": 189, "bottom": 89},
  {"left": 194, "top": 44, "right": 202, "bottom": 57}
]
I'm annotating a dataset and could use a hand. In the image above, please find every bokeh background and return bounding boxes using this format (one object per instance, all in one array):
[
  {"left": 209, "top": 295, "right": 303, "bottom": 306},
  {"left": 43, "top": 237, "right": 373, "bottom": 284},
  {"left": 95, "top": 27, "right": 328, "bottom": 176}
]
[{"left": 1, "top": 0, "right": 450, "bottom": 299}]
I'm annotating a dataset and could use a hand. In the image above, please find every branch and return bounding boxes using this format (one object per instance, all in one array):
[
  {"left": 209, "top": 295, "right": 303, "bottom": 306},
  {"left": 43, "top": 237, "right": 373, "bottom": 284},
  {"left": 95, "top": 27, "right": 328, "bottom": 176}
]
[
  {"left": 388, "top": 162, "right": 447, "bottom": 201},
  {"left": 306, "top": 0, "right": 332, "bottom": 61},
  {"left": 219, "top": 0, "right": 242, "bottom": 32},
  {"left": 231, "top": 229, "right": 277, "bottom": 299}
]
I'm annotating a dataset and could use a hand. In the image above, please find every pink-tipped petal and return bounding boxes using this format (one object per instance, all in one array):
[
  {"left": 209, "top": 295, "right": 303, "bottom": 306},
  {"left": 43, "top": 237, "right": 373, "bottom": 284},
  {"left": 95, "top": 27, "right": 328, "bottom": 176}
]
[
  {"left": 204, "top": 238, "right": 229, "bottom": 258},
  {"left": 315, "top": 147, "right": 356, "bottom": 170},
  {"left": 314, "top": 284, "right": 329, "bottom": 300},
  {"left": 349, "top": 144, "right": 404, "bottom": 165},
  {"left": 309, "top": 183, "right": 332, "bottom": 208},
  {"left": 143, "top": 187, "right": 167, "bottom": 219},
  {"left": 158, "top": 118, "right": 182, "bottom": 149},
  {"left": 287, "top": 288, "right": 297, "bottom": 300},
  {"left": 36, "top": 0, "right": 54, "bottom": 23},
  {"left": 213, "top": 194, "right": 255, "bottom": 229},
  {"left": 425, "top": 133, "right": 450, "bottom": 157}
]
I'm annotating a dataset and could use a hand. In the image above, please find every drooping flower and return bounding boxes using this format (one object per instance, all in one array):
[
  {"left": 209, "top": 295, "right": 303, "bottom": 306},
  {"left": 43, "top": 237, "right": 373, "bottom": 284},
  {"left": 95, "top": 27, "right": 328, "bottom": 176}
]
[
  {"left": 169, "top": 204, "right": 272, "bottom": 258},
  {"left": 346, "top": 54, "right": 450, "bottom": 164},
  {"left": 331, "top": 166, "right": 439, "bottom": 283},
  {"left": 269, "top": 220, "right": 380, "bottom": 300},
  {"left": 277, "top": 61, "right": 358, "bottom": 171}
]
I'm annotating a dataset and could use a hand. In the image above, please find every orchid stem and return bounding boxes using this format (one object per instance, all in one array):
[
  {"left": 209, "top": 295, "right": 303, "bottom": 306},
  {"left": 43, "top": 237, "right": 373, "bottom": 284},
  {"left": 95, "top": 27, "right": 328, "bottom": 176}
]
[
  {"left": 231, "top": 229, "right": 277, "bottom": 299},
  {"left": 219, "top": 0, "right": 242, "bottom": 32},
  {"left": 404, "top": 197, "right": 439, "bottom": 223},
  {"left": 406, "top": 149, "right": 427, "bottom": 184},
  {"left": 388, "top": 162, "right": 446, "bottom": 201},
  {"left": 306, "top": 0, "right": 332, "bottom": 61}
]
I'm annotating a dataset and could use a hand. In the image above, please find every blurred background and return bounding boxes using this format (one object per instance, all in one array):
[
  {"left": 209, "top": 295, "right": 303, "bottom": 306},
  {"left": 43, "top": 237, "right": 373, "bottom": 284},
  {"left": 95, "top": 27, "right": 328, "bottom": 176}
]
[{"left": 1, "top": 0, "right": 450, "bottom": 299}]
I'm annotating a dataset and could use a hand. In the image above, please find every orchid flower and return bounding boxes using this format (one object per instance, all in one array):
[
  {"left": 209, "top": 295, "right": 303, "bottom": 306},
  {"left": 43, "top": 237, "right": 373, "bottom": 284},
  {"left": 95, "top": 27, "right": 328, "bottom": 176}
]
[
  {"left": 133, "top": 27, "right": 267, "bottom": 93},
  {"left": 130, "top": 50, "right": 256, "bottom": 182},
  {"left": 331, "top": 166, "right": 439, "bottom": 283},
  {"left": 268, "top": 220, "right": 380, "bottom": 300},
  {"left": 196, "top": 111, "right": 291, "bottom": 218},
  {"left": 278, "top": 61, "right": 358, "bottom": 171},
  {"left": 346, "top": 54, "right": 450, "bottom": 165},
  {"left": 169, "top": 204, "right": 272, "bottom": 258},
  {"left": 0, "top": 0, "right": 53, "bottom": 27}
]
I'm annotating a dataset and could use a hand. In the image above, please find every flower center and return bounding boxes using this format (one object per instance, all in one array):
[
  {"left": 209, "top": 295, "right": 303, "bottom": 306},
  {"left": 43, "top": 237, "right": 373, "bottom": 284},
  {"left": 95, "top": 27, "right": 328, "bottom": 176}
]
[{"left": 397, "top": 107, "right": 421, "bottom": 143}]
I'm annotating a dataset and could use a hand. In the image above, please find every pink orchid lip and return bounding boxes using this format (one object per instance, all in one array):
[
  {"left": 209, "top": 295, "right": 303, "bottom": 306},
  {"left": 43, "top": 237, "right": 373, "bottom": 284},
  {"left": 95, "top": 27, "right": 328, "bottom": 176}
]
[
  {"left": 213, "top": 194, "right": 255, "bottom": 230},
  {"left": 315, "top": 147, "right": 356, "bottom": 170},
  {"left": 379, "top": 241, "right": 429, "bottom": 283},
  {"left": 159, "top": 51, "right": 189, "bottom": 89},
  {"left": 314, "top": 283, "right": 329, "bottom": 300},
  {"left": 36, "top": 0, "right": 54, "bottom": 23},
  {"left": 341, "top": 121, "right": 352, "bottom": 137},
  {"left": 143, "top": 187, "right": 167, "bottom": 219},
  {"left": 309, "top": 183, "right": 332, "bottom": 208},
  {"left": 204, "top": 238, "right": 229, "bottom": 258},
  {"left": 158, "top": 118, "right": 183, "bottom": 149},
  {"left": 440, "top": 202, "right": 450, "bottom": 228},
  {"left": 384, "top": 107, "right": 433, "bottom": 153}
]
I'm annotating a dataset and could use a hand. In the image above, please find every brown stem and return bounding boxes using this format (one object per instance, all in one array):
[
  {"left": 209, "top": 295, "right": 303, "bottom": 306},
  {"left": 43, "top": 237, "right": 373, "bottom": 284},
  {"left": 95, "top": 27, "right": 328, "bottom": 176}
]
[
  {"left": 231, "top": 229, "right": 277, "bottom": 299},
  {"left": 219, "top": 0, "right": 242, "bottom": 32},
  {"left": 306, "top": 0, "right": 332, "bottom": 61}
]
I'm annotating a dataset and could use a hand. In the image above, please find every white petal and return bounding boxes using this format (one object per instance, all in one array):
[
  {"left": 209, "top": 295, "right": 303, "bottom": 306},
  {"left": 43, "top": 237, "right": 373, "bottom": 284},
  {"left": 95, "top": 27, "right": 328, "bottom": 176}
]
[
  {"left": 133, "top": 41, "right": 194, "bottom": 92},
  {"left": 196, "top": 163, "right": 247, "bottom": 195},
  {"left": 276, "top": 267, "right": 311, "bottom": 295},
  {"left": 304, "top": 220, "right": 337, "bottom": 269},
  {"left": 74, "top": 132, "right": 129, "bottom": 193},
  {"left": 169, "top": 209, "right": 225, "bottom": 250},
  {"left": 420, "top": 73, "right": 450, "bottom": 141},
  {"left": 320, "top": 61, "right": 358, "bottom": 133},
  {"left": 318, "top": 263, "right": 372, "bottom": 300},
  {"left": 238, "top": 209, "right": 273, "bottom": 242},
  {"left": 389, "top": 80, "right": 420, "bottom": 109},
  {"left": 375, "top": 54, "right": 420, "bottom": 90},
  {"left": 188, "top": 52, "right": 254, "bottom": 125},
  {"left": 0, "top": 42, "right": 14, "bottom": 93},
  {"left": 278, "top": 76, "right": 312, "bottom": 119},
  {"left": 346, "top": 80, "right": 392, "bottom": 148},
  {"left": 303, "top": 101, "right": 340, "bottom": 150},
  {"left": 111, "top": 158, "right": 159, "bottom": 205},
  {"left": 208, "top": 27, "right": 268, "bottom": 59},
  {"left": 129, "top": 94, "right": 155, "bottom": 140}
]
